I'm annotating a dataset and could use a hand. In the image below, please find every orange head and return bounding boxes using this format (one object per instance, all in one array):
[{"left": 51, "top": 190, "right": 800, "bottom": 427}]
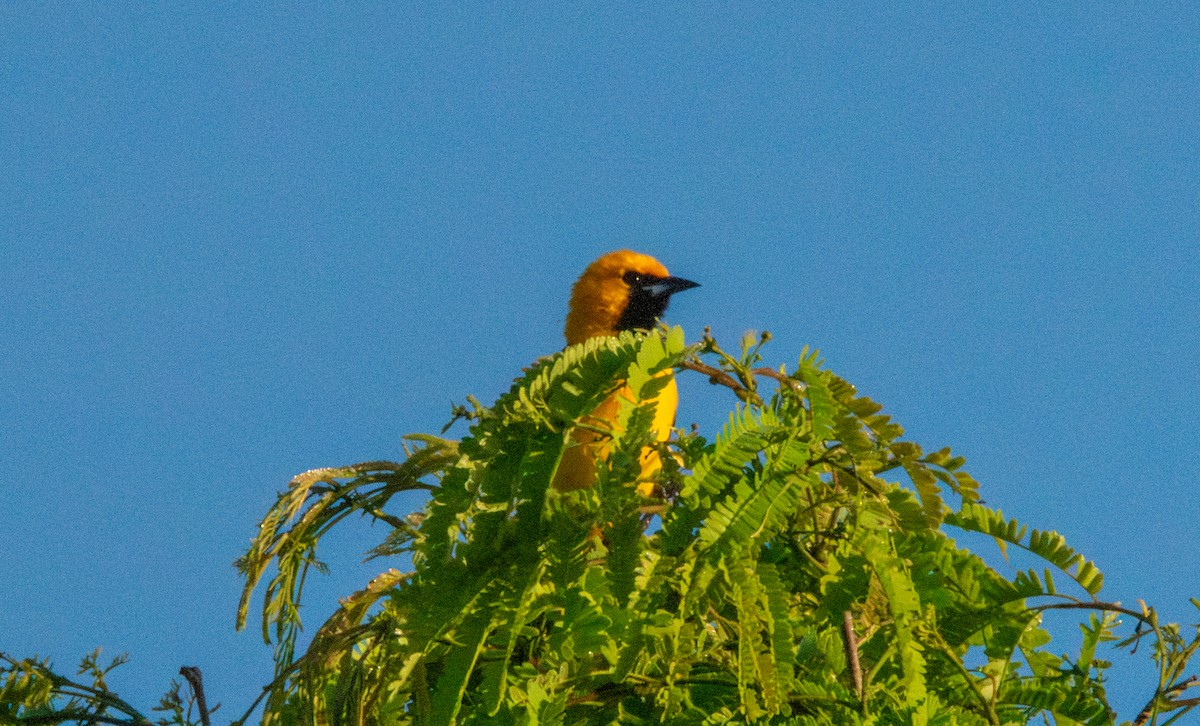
[{"left": 564, "top": 250, "right": 699, "bottom": 345}]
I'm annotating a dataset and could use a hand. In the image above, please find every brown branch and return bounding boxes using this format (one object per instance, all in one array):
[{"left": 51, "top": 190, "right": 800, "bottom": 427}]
[
  {"left": 750, "top": 366, "right": 805, "bottom": 391},
  {"left": 1031, "top": 601, "right": 1154, "bottom": 625},
  {"left": 1133, "top": 675, "right": 1199, "bottom": 726},
  {"left": 179, "top": 667, "right": 211, "bottom": 726},
  {"left": 842, "top": 610, "right": 864, "bottom": 702},
  {"left": 678, "top": 354, "right": 804, "bottom": 409},
  {"left": 679, "top": 358, "right": 760, "bottom": 404}
]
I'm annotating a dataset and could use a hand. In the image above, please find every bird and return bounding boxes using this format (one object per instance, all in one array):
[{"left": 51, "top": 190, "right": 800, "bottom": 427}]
[{"left": 552, "top": 250, "right": 699, "bottom": 493}]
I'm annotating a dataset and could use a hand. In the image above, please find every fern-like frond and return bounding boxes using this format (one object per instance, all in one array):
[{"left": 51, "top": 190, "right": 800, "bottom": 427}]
[{"left": 948, "top": 502, "right": 1105, "bottom": 598}]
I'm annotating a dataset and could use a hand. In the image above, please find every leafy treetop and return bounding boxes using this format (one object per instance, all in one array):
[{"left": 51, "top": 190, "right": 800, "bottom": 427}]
[{"left": 3, "top": 330, "right": 1197, "bottom": 725}]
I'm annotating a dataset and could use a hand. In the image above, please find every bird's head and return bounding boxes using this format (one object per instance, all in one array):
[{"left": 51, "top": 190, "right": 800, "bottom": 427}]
[{"left": 565, "top": 250, "right": 699, "bottom": 345}]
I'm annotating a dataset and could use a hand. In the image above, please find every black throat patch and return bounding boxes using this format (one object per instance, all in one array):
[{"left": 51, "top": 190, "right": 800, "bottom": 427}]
[{"left": 616, "top": 279, "right": 671, "bottom": 333}]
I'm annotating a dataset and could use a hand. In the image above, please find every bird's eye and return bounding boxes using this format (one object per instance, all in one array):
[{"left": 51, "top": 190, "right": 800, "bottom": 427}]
[{"left": 623, "top": 271, "right": 644, "bottom": 286}]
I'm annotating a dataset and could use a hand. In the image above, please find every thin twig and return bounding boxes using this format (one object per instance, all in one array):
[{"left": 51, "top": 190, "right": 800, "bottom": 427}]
[
  {"left": 750, "top": 366, "right": 804, "bottom": 391},
  {"left": 179, "top": 667, "right": 211, "bottom": 726},
  {"left": 1032, "top": 601, "right": 1155, "bottom": 626},
  {"left": 679, "top": 358, "right": 760, "bottom": 404},
  {"left": 10, "top": 710, "right": 147, "bottom": 726},
  {"left": 678, "top": 352, "right": 803, "bottom": 407},
  {"left": 1133, "top": 675, "right": 1199, "bottom": 726}
]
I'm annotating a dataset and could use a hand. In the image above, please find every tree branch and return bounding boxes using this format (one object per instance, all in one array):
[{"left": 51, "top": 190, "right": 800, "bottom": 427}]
[
  {"left": 842, "top": 610, "right": 864, "bottom": 702},
  {"left": 179, "top": 667, "right": 211, "bottom": 726}
]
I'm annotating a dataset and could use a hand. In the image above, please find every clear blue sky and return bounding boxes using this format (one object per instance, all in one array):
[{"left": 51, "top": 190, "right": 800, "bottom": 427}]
[{"left": 3, "top": 3, "right": 1197, "bottom": 719}]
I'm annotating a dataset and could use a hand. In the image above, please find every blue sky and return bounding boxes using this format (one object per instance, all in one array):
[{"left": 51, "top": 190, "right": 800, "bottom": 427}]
[{"left": 2, "top": 3, "right": 1197, "bottom": 719}]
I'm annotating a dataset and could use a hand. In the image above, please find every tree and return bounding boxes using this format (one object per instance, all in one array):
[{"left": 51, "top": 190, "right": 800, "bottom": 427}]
[{"left": 4, "top": 330, "right": 1198, "bottom": 724}]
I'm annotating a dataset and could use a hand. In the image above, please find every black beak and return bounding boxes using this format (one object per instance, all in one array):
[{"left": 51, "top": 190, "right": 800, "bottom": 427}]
[{"left": 644, "top": 276, "right": 700, "bottom": 301}]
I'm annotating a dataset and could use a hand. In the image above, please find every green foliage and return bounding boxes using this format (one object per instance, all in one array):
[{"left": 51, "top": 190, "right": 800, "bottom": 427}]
[
  {"left": 0, "top": 649, "right": 206, "bottom": 725},
  {"left": 225, "top": 329, "right": 1198, "bottom": 725},
  {"left": 4, "top": 329, "right": 1198, "bottom": 725}
]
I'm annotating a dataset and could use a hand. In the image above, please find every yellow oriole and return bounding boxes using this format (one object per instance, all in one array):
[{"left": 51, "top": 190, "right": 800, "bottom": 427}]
[{"left": 552, "top": 250, "right": 699, "bottom": 493}]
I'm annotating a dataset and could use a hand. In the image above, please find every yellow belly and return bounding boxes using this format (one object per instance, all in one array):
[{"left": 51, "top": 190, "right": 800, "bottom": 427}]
[{"left": 551, "top": 375, "right": 678, "bottom": 495}]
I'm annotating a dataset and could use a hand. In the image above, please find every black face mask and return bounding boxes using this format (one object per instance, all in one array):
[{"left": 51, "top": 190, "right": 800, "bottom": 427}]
[{"left": 616, "top": 272, "right": 700, "bottom": 333}]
